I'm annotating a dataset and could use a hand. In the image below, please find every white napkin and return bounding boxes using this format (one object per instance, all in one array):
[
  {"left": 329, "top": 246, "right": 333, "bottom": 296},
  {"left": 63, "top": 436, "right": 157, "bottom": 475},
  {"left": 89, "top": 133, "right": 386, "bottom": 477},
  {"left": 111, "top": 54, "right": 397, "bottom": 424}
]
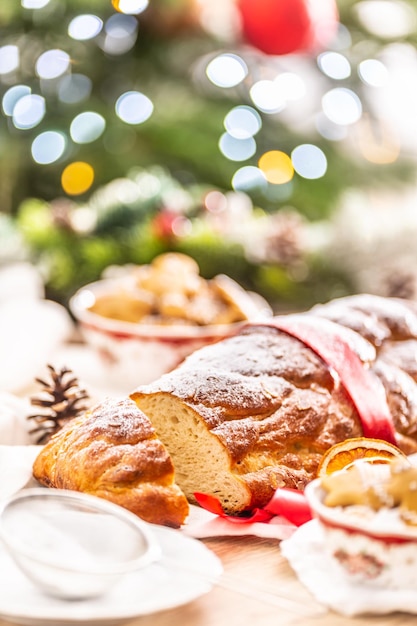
[
  {"left": 183, "top": 504, "right": 296, "bottom": 540},
  {"left": 0, "top": 262, "right": 74, "bottom": 394},
  {"left": 281, "top": 519, "right": 417, "bottom": 617},
  {"left": 0, "top": 299, "right": 74, "bottom": 393},
  {"left": 0, "top": 392, "right": 33, "bottom": 445},
  {"left": 0, "top": 445, "right": 40, "bottom": 501}
]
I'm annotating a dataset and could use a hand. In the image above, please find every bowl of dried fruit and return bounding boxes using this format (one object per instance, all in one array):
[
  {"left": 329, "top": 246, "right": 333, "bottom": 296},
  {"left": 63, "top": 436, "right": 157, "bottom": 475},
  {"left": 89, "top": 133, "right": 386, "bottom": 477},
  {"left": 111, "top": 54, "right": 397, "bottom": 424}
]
[
  {"left": 70, "top": 252, "right": 272, "bottom": 389},
  {"left": 305, "top": 456, "right": 417, "bottom": 588}
]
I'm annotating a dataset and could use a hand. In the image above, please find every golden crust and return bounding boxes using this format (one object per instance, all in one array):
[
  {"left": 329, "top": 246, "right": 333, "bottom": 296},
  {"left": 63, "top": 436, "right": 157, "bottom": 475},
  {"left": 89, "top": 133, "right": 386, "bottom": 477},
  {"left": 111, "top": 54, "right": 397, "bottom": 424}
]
[
  {"left": 132, "top": 294, "right": 417, "bottom": 513},
  {"left": 32, "top": 397, "right": 189, "bottom": 528}
]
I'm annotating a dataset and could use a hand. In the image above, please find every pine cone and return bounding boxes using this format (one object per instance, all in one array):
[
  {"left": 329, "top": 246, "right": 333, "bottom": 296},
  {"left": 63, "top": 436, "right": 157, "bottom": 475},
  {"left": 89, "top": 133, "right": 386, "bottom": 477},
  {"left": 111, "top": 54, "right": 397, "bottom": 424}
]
[{"left": 28, "top": 364, "right": 90, "bottom": 444}]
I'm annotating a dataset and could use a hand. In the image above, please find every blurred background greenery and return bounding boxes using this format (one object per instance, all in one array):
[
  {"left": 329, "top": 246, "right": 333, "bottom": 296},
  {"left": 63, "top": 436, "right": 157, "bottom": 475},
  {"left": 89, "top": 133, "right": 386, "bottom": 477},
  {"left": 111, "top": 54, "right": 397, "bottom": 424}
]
[{"left": 2, "top": 0, "right": 417, "bottom": 311}]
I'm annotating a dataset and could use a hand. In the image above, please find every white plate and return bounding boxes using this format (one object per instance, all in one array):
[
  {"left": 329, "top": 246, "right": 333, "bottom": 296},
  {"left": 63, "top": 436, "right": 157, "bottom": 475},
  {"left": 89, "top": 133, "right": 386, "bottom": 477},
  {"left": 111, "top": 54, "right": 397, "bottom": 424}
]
[{"left": 0, "top": 524, "right": 223, "bottom": 626}]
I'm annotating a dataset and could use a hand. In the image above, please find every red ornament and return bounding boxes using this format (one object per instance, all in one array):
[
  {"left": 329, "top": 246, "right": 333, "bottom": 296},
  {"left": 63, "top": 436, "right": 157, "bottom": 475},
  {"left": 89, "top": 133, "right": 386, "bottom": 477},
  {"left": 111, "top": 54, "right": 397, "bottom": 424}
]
[
  {"left": 236, "top": 0, "right": 339, "bottom": 56},
  {"left": 151, "top": 209, "right": 191, "bottom": 242},
  {"left": 151, "top": 209, "right": 178, "bottom": 241}
]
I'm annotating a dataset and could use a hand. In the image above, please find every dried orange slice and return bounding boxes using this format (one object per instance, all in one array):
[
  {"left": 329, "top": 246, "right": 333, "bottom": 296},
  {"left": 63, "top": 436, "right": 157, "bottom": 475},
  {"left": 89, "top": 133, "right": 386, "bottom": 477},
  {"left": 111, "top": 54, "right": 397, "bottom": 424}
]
[{"left": 317, "top": 437, "right": 408, "bottom": 477}]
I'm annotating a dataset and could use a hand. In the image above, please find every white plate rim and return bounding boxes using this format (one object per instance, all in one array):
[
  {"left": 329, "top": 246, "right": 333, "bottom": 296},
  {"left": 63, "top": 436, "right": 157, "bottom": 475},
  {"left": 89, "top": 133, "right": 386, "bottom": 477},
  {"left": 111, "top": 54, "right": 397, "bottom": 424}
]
[{"left": 0, "top": 524, "right": 223, "bottom": 626}]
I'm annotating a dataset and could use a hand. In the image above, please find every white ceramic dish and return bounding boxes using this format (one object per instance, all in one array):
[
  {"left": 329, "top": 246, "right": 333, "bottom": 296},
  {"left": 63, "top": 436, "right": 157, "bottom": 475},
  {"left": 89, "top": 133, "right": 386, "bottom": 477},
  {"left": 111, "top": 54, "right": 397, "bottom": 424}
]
[
  {"left": 281, "top": 519, "right": 417, "bottom": 617},
  {"left": 69, "top": 278, "right": 271, "bottom": 388},
  {"left": 305, "top": 476, "right": 417, "bottom": 541},
  {"left": 0, "top": 521, "right": 222, "bottom": 626},
  {"left": 305, "top": 476, "right": 417, "bottom": 588},
  {"left": 0, "top": 489, "right": 161, "bottom": 600}
]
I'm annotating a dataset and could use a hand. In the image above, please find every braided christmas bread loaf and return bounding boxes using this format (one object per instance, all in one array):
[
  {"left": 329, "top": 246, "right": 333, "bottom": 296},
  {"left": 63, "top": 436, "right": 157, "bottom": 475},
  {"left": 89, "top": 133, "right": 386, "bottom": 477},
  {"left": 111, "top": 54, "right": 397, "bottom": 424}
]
[
  {"left": 130, "top": 294, "right": 417, "bottom": 515},
  {"left": 32, "top": 397, "right": 189, "bottom": 528}
]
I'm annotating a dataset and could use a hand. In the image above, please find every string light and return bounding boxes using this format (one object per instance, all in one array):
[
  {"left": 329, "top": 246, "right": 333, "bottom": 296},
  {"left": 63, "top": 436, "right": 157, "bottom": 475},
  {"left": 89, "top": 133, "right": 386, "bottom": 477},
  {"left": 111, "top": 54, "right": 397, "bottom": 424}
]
[
  {"left": 291, "top": 144, "right": 327, "bottom": 179},
  {"left": 258, "top": 151, "right": 294, "bottom": 184},
  {"left": 322, "top": 88, "right": 362, "bottom": 125},
  {"left": 206, "top": 54, "right": 248, "bottom": 88},
  {"left": 115, "top": 91, "right": 154, "bottom": 124},
  {"left": 61, "top": 162, "right": 95, "bottom": 195},
  {"left": 35, "top": 50, "right": 70, "bottom": 80},
  {"left": 0, "top": 46, "right": 19, "bottom": 75},
  {"left": 219, "top": 133, "right": 256, "bottom": 161},
  {"left": 249, "top": 80, "right": 286, "bottom": 114},
  {"left": 12, "top": 94, "right": 45, "bottom": 129},
  {"left": 0, "top": 0, "right": 410, "bottom": 209},
  {"left": 232, "top": 166, "right": 267, "bottom": 192},
  {"left": 70, "top": 112, "right": 106, "bottom": 144},
  {"left": 224, "top": 106, "right": 262, "bottom": 139},
  {"left": 32, "top": 131, "right": 66, "bottom": 164},
  {"left": 2, "top": 85, "right": 31, "bottom": 116},
  {"left": 112, "top": 0, "right": 149, "bottom": 15},
  {"left": 68, "top": 15, "right": 103, "bottom": 41}
]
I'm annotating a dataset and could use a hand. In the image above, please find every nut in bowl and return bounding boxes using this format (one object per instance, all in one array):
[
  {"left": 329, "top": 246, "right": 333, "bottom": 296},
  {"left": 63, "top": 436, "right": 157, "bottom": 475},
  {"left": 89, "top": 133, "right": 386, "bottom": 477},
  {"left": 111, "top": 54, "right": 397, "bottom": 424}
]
[
  {"left": 69, "top": 253, "right": 272, "bottom": 389},
  {"left": 305, "top": 457, "right": 417, "bottom": 589}
]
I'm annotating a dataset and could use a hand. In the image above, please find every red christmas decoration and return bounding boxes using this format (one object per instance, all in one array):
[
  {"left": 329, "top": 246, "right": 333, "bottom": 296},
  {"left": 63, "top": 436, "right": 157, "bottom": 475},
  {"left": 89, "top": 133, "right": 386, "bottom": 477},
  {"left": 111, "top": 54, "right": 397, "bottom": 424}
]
[
  {"left": 151, "top": 209, "right": 191, "bottom": 242},
  {"left": 151, "top": 209, "right": 178, "bottom": 241},
  {"left": 236, "top": 0, "right": 339, "bottom": 56}
]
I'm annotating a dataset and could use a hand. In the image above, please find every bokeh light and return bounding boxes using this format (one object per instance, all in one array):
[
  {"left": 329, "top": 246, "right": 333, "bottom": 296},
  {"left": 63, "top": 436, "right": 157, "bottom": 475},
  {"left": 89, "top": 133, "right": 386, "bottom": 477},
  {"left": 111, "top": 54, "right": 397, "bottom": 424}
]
[
  {"left": 115, "top": 91, "right": 154, "bottom": 124},
  {"left": 22, "top": 0, "right": 50, "bottom": 8},
  {"left": 274, "top": 72, "right": 306, "bottom": 101},
  {"left": 102, "top": 14, "right": 138, "bottom": 55},
  {"left": 2, "top": 85, "right": 31, "bottom": 116},
  {"left": 112, "top": 0, "right": 149, "bottom": 14},
  {"left": 58, "top": 74, "right": 92, "bottom": 104},
  {"left": 70, "top": 111, "right": 106, "bottom": 143},
  {"left": 105, "top": 13, "right": 138, "bottom": 37},
  {"left": 12, "top": 94, "right": 45, "bottom": 129},
  {"left": 315, "top": 112, "right": 348, "bottom": 141},
  {"left": 224, "top": 106, "right": 262, "bottom": 139},
  {"left": 219, "top": 133, "right": 256, "bottom": 161},
  {"left": 31, "top": 131, "right": 66, "bottom": 164},
  {"left": 322, "top": 88, "right": 362, "bottom": 125},
  {"left": 204, "top": 190, "right": 228, "bottom": 213},
  {"left": 0, "top": 46, "right": 19, "bottom": 75},
  {"left": 356, "top": 117, "right": 400, "bottom": 164},
  {"left": 258, "top": 151, "right": 294, "bottom": 184},
  {"left": 291, "top": 144, "right": 327, "bottom": 179},
  {"left": 68, "top": 15, "right": 103, "bottom": 41},
  {"left": 36, "top": 50, "right": 70, "bottom": 80},
  {"left": 61, "top": 162, "right": 95, "bottom": 195},
  {"left": 317, "top": 52, "right": 351, "bottom": 79},
  {"left": 250, "top": 80, "right": 286, "bottom": 114},
  {"left": 358, "top": 59, "right": 389, "bottom": 86},
  {"left": 232, "top": 166, "right": 267, "bottom": 192},
  {"left": 355, "top": 0, "right": 416, "bottom": 38},
  {"left": 206, "top": 54, "right": 248, "bottom": 88}
]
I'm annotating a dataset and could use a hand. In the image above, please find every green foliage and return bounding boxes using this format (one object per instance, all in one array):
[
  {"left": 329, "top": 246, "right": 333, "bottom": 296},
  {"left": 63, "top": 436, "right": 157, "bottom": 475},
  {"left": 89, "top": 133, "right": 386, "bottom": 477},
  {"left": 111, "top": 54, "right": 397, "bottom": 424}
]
[{"left": 3, "top": 0, "right": 417, "bottom": 310}]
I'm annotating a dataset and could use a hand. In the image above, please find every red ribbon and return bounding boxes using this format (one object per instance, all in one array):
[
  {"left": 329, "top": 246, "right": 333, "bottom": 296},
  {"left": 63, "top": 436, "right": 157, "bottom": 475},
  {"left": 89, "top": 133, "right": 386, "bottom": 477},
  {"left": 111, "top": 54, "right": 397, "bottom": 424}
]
[
  {"left": 194, "top": 488, "right": 312, "bottom": 527},
  {"left": 195, "top": 312, "right": 398, "bottom": 526},
  {"left": 263, "top": 315, "right": 397, "bottom": 445}
]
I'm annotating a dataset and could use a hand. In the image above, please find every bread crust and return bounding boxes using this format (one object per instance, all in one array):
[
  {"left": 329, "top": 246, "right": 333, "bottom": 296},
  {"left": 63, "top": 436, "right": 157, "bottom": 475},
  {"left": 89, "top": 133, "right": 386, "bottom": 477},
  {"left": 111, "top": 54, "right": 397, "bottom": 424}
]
[
  {"left": 32, "top": 397, "right": 189, "bottom": 528},
  {"left": 131, "top": 294, "right": 417, "bottom": 514}
]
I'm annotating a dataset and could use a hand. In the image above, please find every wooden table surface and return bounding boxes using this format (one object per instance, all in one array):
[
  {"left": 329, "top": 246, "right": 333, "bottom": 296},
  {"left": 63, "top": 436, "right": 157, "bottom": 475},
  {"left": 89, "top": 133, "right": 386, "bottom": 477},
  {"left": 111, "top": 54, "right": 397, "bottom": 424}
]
[
  {"left": 0, "top": 532, "right": 414, "bottom": 626},
  {"left": 0, "top": 532, "right": 402, "bottom": 626},
  {"left": 120, "top": 534, "right": 417, "bottom": 626}
]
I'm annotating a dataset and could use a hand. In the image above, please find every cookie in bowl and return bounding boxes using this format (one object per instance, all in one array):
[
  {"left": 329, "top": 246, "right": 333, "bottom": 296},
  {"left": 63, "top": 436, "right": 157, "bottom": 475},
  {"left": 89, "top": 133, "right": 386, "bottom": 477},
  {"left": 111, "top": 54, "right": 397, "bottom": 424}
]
[
  {"left": 69, "top": 252, "right": 271, "bottom": 389},
  {"left": 305, "top": 456, "right": 417, "bottom": 588}
]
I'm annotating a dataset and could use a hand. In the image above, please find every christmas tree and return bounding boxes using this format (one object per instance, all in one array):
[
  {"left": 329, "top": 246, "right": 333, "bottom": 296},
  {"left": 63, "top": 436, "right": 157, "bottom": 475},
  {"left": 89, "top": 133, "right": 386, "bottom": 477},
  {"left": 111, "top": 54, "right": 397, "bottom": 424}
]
[{"left": 2, "top": 0, "right": 417, "bottom": 310}]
